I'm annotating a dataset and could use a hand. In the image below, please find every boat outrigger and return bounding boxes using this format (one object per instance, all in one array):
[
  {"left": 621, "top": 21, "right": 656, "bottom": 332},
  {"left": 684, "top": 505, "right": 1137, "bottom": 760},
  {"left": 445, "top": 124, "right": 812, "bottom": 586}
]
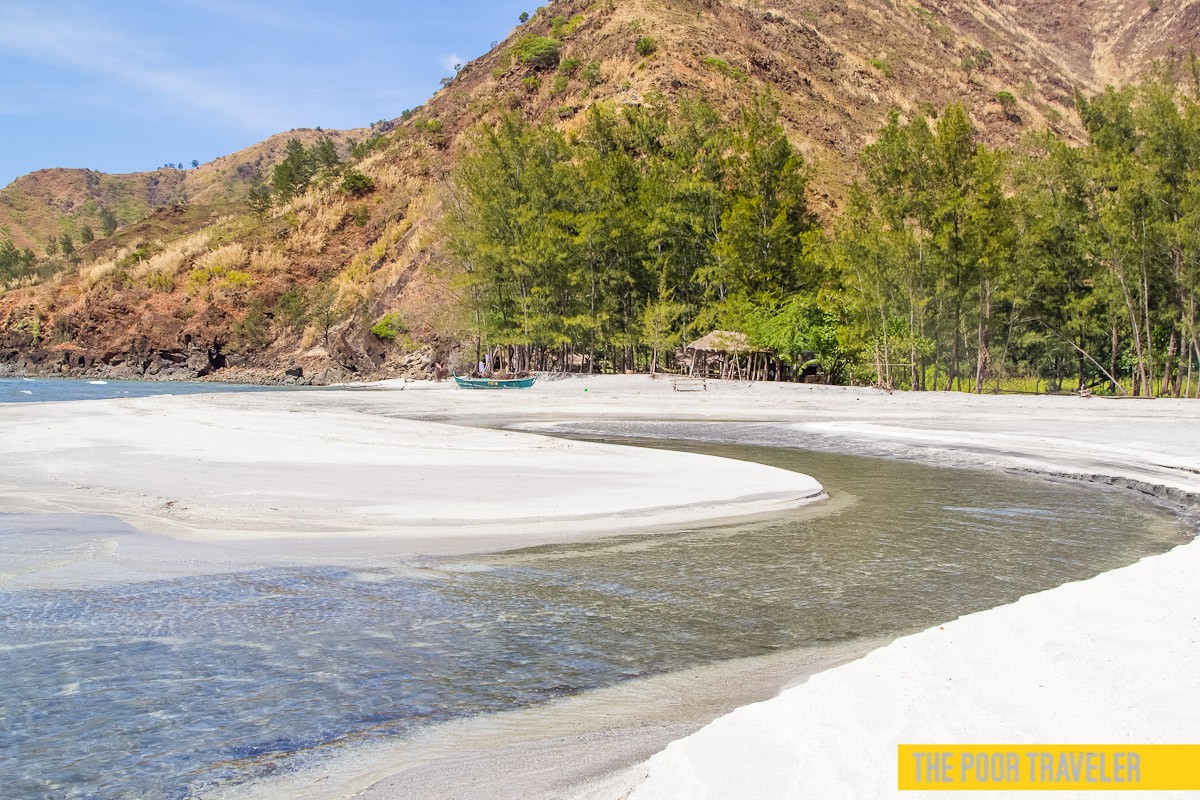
[{"left": 453, "top": 374, "right": 538, "bottom": 389}]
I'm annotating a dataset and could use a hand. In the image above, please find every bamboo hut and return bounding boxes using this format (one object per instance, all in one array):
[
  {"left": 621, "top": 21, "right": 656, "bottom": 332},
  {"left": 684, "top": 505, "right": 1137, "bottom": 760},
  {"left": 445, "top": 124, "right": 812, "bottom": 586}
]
[{"left": 684, "top": 330, "right": 768, "bottom": 380}]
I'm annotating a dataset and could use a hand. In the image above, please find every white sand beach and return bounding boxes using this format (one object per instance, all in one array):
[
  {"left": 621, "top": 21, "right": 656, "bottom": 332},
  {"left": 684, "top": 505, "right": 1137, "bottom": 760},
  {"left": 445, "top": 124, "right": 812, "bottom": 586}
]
[
  {"left": 4, "top": 375, "right": 1198, "bottom": 799},
  {"left": 0, "top": 388, "right": 824, "bottom": 559}
]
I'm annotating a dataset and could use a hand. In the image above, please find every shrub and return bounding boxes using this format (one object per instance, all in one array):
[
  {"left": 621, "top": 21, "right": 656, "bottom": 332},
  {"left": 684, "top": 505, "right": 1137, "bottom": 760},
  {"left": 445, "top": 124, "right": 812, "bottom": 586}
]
[
  {"left": 341, "top": 169, "right": 375, "bottom": 197},
  {"left": 275, "top": 286, "right": 309, "bottom": 329},
  {"left": 370, "top": 312, "right": 406, "bottom": 342},
  {"left": 232, "top": 299, "right": 271, "bottom": 349},
  {"left": 552, "top": 14, "right": 585, "bottom": 37},
  {"left": 514, "top": 35, "right": 561, "bottom": 69},
  {"left": 996, "top": 91, "right": 1017, "bottom": 109},
  {"left": 551, "top": 74, "right": 569, "bottom": 95},
  {"left": 522, "top": 75, "right": 542, "bottom": 93},
  {"left": 196, "top": 243, "right": 248, "bottom": 272},
  {"left": 558, "top": 57, "right": 581, "bottom": 75},
  {"left": 582, "top": 60, "right": 603, "bottom": 87},
  {"left": 869, "top": 58, "right": 893, "bottom": 78},
  {"left": 144, "top": 269, "right": 176, "bottom": 292},
  {"left": 636, "top": 36, "right": 657, "bottom": 57},
  {"left": 352, "top": 203, "right": 370, "bottom": 227},
  {"left": 702, "top": 57, "right": 746, "bottom": 82}
]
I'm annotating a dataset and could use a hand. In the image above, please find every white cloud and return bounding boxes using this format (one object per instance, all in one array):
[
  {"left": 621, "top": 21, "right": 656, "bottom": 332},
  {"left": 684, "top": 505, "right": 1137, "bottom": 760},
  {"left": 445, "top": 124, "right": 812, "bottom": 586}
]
[
  {"left": 0, "top": 5, "right": 286, "bottom": 131},
  {"left": 440, "top": 53, "right": 464, "bottom": 73}
]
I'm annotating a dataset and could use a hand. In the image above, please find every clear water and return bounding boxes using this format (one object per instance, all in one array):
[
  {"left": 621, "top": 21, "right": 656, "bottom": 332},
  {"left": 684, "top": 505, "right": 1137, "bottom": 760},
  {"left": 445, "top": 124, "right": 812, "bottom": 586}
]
[
  {"left": 0, "top": 377, "right": 291, "bottom": 404},
  {"left": 0, "top": 442, "right": 1189, "bottom": 799}
]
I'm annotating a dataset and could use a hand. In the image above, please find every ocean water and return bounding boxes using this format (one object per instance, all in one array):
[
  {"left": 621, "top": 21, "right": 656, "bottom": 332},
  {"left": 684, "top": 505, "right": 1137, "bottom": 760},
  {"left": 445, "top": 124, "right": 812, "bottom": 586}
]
[
  {"left": 0, "top": 443, "right": 1188, "bottom": 799},
  {"left": 0, "top": 377, "right": 290, "bottom": 404}
]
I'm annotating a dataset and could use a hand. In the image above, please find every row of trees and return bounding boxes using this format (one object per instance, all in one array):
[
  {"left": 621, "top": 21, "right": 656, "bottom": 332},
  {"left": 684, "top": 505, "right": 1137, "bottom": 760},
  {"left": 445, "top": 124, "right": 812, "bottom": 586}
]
[
  {"left": 249, "top": 137, "right": 376, "bottom": 215},
  {"left": 835, "top": 70, "right": 1200, "bottom": 396},
  {"left": 447, "top": 71, "right": 1200, "bottom": 396},
  {"left": 446, "top": 94, "right": 820, "bottom": 375}
]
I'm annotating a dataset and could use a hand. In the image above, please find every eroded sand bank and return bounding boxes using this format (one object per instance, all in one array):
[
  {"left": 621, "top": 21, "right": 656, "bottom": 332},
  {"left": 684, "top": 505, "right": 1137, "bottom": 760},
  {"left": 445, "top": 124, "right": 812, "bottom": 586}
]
[{"left": 0, "top": 390, "right": 824, "bottom": 559}]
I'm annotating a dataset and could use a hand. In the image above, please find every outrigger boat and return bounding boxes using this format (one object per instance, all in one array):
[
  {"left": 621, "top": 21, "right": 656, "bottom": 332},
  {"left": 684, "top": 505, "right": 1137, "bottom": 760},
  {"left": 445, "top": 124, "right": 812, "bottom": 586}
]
[{"left": 453, "top": 373, "right": 537, "bottom": 389}]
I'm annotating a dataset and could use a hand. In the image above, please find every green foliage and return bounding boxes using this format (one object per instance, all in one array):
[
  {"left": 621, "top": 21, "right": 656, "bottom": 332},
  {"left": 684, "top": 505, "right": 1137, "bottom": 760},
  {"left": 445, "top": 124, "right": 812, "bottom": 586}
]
[
  {"left": 446, "top": 95, "right": 815, "bottom": 373},
  {"left": 702, "top": 57, "right": 746, "bottom": 82},
  {"left": 514, "top": 35, "right": 561, "bottom": 69},
  {"left": 961, "top": 48, "right": 992, "bottom": 75},
  {"left": 1, "top": 238, "right": 38, "bottom": 283},
  {"left": 562, "top": 14, "right": 585, "bottom": 36},
  {"left": 231, "top": 298, "right": 271, "bottom": 349},
  {"left": 640, "top": 297, "right": 686, "bottom": 372},
  {"left": 349, "top": 134, "right": 387, "bottom": 161},
  {"left": 635, "top": 36, "right": 657, "bottom": 57},
  {"left": 144, "top": 269, "right": 176, "bottom": 292},
  {"left": 521, "top": 76, "right": 542, "bottom": 93},
  {"left": 996, "top": 91, "right": 1017, "bottom": 108},
  {"left": 558, "top": 57, "right": 581, "bottom": 76},
  {"left": 749, "top": 298, "right": 854, "bottom": 383},
  {"left": 246, "top": 183, "right": 273, "bottom": 219},
  {"left": 414, "top": 118, "right": 446, "bottom": 147},
  {"left": 272, "top": 138, "right": 315, "bottom": 201},
  {"left": 99, "top": 207, "right": 118, "bottom": 237},
  {"left": 582, "top": 60, "right": 603, "bottom": 87},
  {"left": 185, "top": 264, "right": 255, "bottom": 297},
  {"left": 352, "top": 203, "right": 370, "bottom": 227},
  {"left": 869, "top": 58, "right": 893, "bottom": 78},
  {"left": 519, "top": 11, "right": 529, "bottom": 23},
  {"left": 340, "top": 169, "right": 376, "bottom": 197},
  {"left": 439, "top": 70, "right": 1200, "bottom": 393},
  {"left": 275, "top": 286, "right": 309, "bottom": 329},
  {"left": 551, "top": 73, "right": 569, "bottom": 96},
  {"left": 271, "top": 136, "right": 343, "bottom": 202},
  {"left": 370, "top": 312, "right": 406, "bottom": 341},
  {"left": 79, "top": 225, "right": 95, "bottom": 244}
]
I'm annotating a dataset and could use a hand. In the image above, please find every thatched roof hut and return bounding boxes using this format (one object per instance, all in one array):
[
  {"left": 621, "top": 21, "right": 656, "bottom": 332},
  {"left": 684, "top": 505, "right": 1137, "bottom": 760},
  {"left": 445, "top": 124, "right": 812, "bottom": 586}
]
[
  {"left": 682, "top": 330, "right": 770, "bottom": 380},
  {"left": 685, "top": 330, "right": 758, "bottom": 353}
]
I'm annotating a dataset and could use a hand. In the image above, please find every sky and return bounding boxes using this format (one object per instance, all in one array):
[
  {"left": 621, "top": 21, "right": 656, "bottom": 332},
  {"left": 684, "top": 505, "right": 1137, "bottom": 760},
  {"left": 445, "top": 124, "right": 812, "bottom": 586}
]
[{"left": 0, "top": 0, "right": 529, "bottom": 187}]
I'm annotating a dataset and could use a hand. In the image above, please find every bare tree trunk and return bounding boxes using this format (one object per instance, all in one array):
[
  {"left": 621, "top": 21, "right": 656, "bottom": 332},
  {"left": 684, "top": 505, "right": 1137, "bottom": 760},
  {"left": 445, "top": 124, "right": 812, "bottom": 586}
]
[
  {"left": 974, "top": 278, "right": 991, "bottom": 394},
  {"left": 1161, "top": 329, "right": 1178, "bottom": 398},
  {"left": 1110, "top": 325, "right": 1120, "bottom": 395},
  {"left": 1116, "top": 269, "right": 1149, "bottom": 396}
]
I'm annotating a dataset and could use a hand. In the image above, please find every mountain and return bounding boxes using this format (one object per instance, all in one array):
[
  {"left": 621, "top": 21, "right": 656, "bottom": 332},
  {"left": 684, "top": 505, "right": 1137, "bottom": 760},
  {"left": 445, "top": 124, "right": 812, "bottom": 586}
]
[
  {"left": 2, "top": 0, "right": 1197, "bottom": 383},
  {"left": 0, "top": 128, "right": 369, "bottom": 253}
]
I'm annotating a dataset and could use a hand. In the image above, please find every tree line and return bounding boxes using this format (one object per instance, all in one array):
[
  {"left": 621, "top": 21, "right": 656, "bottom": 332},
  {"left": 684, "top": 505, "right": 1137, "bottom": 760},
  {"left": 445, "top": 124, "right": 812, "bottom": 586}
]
[
  {"left": 447, "top": 70, "right": 1200, "bottom": 397},
  {"left": 446, "top": 94, "right": 822, "bottom": 377}
]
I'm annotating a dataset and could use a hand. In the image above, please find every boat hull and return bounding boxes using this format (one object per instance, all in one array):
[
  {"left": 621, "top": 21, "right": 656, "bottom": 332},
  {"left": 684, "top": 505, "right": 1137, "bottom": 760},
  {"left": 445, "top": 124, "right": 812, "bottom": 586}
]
[{"left": 453, "top": 375, "right": 537, "bottom": 389}]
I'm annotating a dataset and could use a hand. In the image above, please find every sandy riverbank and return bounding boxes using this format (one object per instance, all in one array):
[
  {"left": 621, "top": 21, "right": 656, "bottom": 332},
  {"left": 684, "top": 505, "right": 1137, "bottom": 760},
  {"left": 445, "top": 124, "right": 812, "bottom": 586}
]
[
  {"left": 0, "top": 389, "right": 824, "bottom": 560},
  {"left": 6, "top": 375, "right": 1200, "bottom": 799}
]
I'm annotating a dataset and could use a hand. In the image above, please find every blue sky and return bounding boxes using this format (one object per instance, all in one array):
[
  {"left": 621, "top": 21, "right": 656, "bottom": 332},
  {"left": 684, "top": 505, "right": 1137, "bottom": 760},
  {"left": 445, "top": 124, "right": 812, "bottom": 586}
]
[{"left": 0, "top": 0, "right": 529, "bottom": 186}]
